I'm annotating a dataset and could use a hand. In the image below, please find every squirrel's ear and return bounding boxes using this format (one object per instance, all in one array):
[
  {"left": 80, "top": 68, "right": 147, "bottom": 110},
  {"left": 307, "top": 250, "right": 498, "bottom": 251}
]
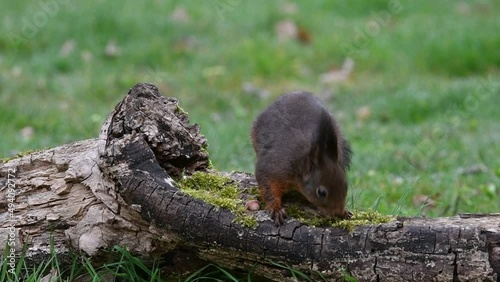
[
  {"left": 309, "top": 144, "right": 320, "bottom": 165},
  {"left": 304, "top": 144, "right": 320, "bottom": 177},
  {"left": 316, "top": 111, "right": 339, "bottom": 161}
]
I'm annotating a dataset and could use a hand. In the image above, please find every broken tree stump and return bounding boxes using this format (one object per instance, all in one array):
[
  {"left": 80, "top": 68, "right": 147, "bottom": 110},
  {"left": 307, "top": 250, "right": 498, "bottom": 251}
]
[{"left": 0, "top": 83, "right": 499, "bottom": 281}]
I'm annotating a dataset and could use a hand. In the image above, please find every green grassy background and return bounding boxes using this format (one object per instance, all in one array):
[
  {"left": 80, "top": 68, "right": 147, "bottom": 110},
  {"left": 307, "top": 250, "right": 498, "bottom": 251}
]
[{"left": 1, "top": 0, "right": 499, "bottom": 218}]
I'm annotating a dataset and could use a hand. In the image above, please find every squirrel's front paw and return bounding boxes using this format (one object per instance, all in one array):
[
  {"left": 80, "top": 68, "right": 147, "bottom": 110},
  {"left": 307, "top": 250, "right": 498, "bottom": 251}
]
[
  {"left": 343, "top": 210, "right": 353, "bottom": 219},
  {"left": 269, "top": 208, "right": 287, "bottom": 226}
]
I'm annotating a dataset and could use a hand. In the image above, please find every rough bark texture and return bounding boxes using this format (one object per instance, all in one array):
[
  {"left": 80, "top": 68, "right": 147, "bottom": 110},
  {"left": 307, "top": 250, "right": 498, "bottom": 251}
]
[{"left": 0, "top": 83, "right": 499, "bottom": 281}]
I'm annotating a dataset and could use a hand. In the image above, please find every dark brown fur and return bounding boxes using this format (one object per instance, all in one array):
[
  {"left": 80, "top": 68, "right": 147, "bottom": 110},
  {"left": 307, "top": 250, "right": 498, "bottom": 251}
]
[{"left": 251, "top": 91, "right": 352, "bottom": 226}]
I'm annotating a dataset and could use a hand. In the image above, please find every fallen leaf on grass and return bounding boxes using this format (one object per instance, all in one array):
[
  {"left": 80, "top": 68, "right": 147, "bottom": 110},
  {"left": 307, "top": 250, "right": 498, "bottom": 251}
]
[
  {"left": 297, "top": 25, "right": 312, "bottom": 43},
  {"left": 275, "top": 20, "right": 298, "bottom": 42},
  {"left": 20, "top": 126, "right": 34, "bottom": 141},
  {"left": 319, "top": 58, "right": 355, "bottom": 83},
  {"left": 171, "top": 5, "right": 189, "bottom": 24},
  {"left": 105, "top": 40, "right": 121, "bottom": 58},
  {"left": 356, "top": 106, "right": 372, "bottom": 123},
  {"left": 457, "top": 163, "right": 487, "bottom": 175},
  {"left": 391, "top": 175, "right": 404, "bottom": 186},
  {"left": 274, "top": 19, "right": 311, "bottom": 44},
  {"left": 59, "top": 39, "right": 75, "bottom": 57}
]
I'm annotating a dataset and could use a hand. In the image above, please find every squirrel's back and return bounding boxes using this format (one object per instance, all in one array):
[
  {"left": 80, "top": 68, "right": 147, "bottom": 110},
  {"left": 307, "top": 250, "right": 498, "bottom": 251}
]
[{"left": 251, "top": 91, "right": 350, "bottom": 172}]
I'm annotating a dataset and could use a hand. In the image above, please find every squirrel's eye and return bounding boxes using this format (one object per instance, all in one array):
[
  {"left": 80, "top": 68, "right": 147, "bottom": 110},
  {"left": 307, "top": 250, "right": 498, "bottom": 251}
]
[{"left": 316, "top": 186, "right": 328, "bottom": 198}]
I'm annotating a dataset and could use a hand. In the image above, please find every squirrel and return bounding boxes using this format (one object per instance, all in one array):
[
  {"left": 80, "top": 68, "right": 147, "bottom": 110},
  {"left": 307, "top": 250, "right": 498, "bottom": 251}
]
[{"left": 251, "top": 91, "right": 352, "bottom": 226}]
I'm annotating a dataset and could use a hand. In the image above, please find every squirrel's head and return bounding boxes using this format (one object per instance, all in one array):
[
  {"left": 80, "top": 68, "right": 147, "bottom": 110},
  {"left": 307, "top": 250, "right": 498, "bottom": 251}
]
[
  {"left": 302, "top": 158, "right": 348, "bottom": 218},
  {"left": 300, "top": 112, "right": 349, "bottom": 218}
]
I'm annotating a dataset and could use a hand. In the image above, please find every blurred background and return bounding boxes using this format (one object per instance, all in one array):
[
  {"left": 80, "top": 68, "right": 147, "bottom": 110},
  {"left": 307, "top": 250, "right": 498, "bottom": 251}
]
[{"left": 1, "top": 0, "right": 499, "bottom": 217}]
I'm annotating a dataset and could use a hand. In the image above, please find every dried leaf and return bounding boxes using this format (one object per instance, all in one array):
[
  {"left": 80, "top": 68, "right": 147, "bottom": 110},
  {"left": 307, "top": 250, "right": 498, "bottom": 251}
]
[
  {"left": 319, "top": 58, "right": 355, "bottom": 83},
  {"left": 171, "top": 6, "right": 189, "bottom": 24},
  {"left": 105, "top": 40, "right": 121, "bottom": 57},
  {"left": 297, "top": 25, "right": 312, "bottom": 44},
  {"left": 457, "top": 163, "right": 487, "bottom": 175},
  {"left": 356, "top": 106, "right": 372, "bottom": 122},
  {"left": 59, "top": 39, "right": 75, "bottom": 57},
  {"left": 20, "top": 126, "right": 34, "bottom": 140},
  {"left": 275, "top": 20, "right": 298, "bottom": 42}
]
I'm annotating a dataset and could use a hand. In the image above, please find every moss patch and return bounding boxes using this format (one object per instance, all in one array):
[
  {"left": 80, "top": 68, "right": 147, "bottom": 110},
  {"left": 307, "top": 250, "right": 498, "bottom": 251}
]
[
  {"left": 332, "top": 210, "right": 395, "bottom": 232},
  {"left": 175, "top": 105, "right": 188, "bottom": 115},
  {"left": 1, "top": 149, "right": 44, "bottom": 163},
  {"left": 177, "top": 171, "right": 257, "bottom": 228},
  {"left": 286, "top": 205, "right": 394, "bottom": 232}
]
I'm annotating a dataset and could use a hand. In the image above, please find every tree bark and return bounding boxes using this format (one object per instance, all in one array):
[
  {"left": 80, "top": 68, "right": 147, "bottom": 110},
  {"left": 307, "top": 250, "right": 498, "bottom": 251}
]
[{"left": 0, "top": 83, "right": 499, "bottom": 281}]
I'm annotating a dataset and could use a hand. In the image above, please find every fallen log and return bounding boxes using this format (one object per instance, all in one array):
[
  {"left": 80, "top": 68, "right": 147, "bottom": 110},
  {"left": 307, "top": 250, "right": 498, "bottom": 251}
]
[{"left": 0, "top": 83, "right": 498, "bottom": 281}]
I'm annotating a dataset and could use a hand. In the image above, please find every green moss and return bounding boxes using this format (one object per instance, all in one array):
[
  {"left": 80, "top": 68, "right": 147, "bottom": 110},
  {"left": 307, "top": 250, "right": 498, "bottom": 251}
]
[
  {"left": 199, "top": 137, "right": 210, "bottom": 160},
  {"left": 177, "top": 171, "right": 257, "bottom": 228},
  {"left": 207, "top": 160, "right": 214, "bottom": 169},
  {"left": 175, "top": 105, "right": 188, "bottom": 115},
  {"left": 248, "top": 186, "right": 261, "bottom": 197},
  {"left": 331, "top": 210, "right": 395, "bottom": 232},
  {"left": 286, "top": 206, "right": 394, "bottom": 232},
  {"left": 1, "top": 149, "right": 43, "bottom": 163},
  {"left": 286, "top": 205, "right": 327, "bottom": 227}
]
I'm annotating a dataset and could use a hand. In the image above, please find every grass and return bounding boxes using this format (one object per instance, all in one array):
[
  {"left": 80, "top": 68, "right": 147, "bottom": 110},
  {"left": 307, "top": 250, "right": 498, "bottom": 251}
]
[
  {"left": 1, "top": 0, "right": 499, "bottom": 280},
  {"left": 2, "top": 243, "right": 343, "bottom": 281},
  {"left": 3, "top": 244, "right": 234, "bottom": 281}
]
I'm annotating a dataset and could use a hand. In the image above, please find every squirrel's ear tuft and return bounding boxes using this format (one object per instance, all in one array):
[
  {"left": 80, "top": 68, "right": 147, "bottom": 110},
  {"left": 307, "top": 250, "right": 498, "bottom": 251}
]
[
  {"left": 316, "top": 111, "right": 339, "bottom": 161},
  {"left": 304, "top": 145, "right": 320, "bottom": 182},
  {"left": 308, "top": 144, "right": 320, "bottom": 167}
]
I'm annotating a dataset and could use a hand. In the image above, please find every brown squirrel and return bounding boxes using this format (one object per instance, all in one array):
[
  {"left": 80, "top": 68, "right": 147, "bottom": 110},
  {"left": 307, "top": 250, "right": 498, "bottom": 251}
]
[{"left": 251, "top": 91, "right": 352, "bottom": 226}]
